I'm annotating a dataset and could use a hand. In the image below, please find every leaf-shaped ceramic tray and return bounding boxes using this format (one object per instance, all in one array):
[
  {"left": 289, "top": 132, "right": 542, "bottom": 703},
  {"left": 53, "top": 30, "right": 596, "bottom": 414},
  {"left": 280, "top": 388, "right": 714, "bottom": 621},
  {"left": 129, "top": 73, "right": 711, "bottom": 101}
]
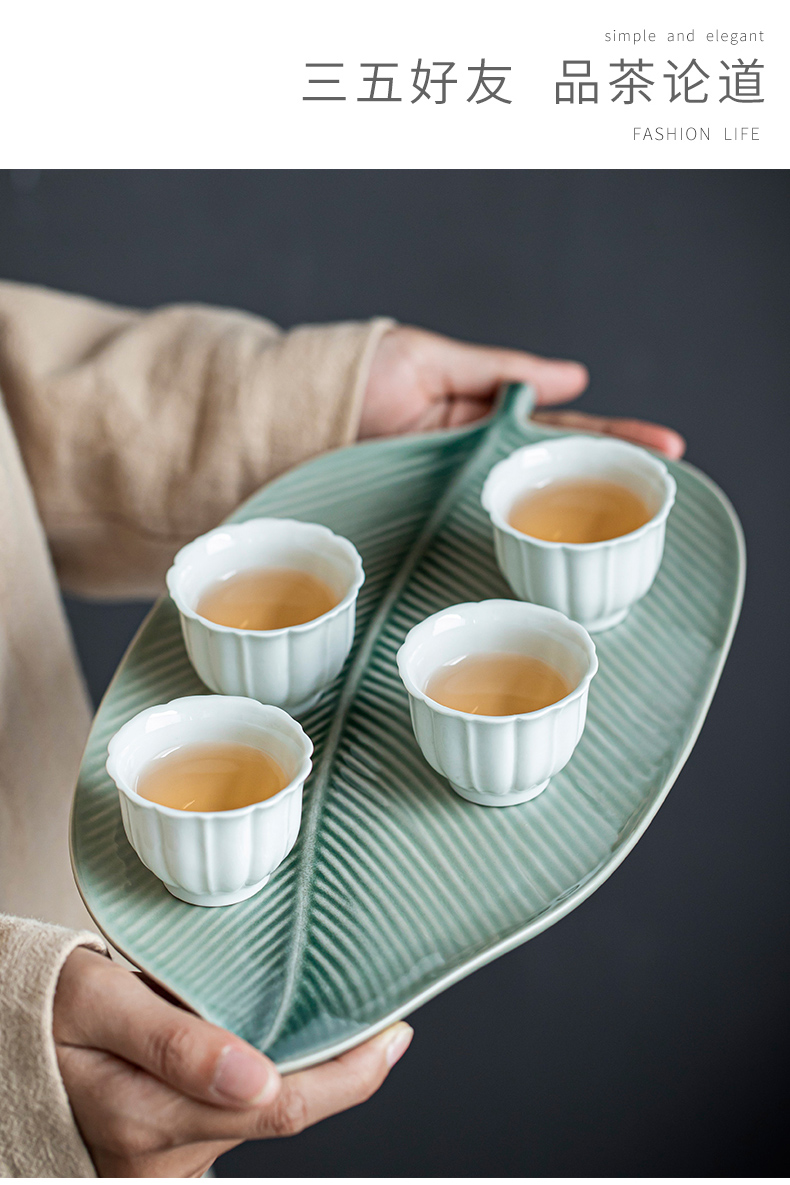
[{"left": 71, "top": 385, "right": 745, "bottom": 1071}]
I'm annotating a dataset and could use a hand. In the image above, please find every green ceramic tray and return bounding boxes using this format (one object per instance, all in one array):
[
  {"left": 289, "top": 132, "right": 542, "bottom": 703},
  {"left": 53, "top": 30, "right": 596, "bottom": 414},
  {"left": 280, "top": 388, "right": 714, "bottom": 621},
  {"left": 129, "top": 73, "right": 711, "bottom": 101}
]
[{"left": 71, "top": 385, "right": 745, "bottom": 1071}]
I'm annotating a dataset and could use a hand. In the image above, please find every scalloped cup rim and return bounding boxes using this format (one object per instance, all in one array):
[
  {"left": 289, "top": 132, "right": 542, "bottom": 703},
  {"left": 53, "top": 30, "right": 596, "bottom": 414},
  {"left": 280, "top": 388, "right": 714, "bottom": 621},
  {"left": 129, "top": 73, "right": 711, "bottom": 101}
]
[
  {"left": 165, "top": 518, "right": 366, "bottom": 636},
  {"left": 396, "top": 599, "right": 598, "bottom": 723},
  {"left": 106, "top": 696, "right": 313, "bottom": 821},
  {"left": 481, "top": 435, "right": 677, "bottom": 551}
]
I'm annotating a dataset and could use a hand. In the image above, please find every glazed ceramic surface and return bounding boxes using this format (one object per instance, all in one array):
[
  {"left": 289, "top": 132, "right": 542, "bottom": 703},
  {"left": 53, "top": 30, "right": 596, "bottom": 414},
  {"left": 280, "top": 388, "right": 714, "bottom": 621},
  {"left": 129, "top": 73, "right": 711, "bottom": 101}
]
[
  {"left": 482, "top": 436, "right": 677, "bottom": 632},
  {"left": 71, "top": 384, "right": 745, "bottom": 1072},
  {"left": 397, "top": 600, "right": 597, "bottom": 805},
  {"left": 106, "top": 696, "right": 313, "bottom": 907},
  {"left": 166, "top": 519, "right": 365, "bottom": 714}
]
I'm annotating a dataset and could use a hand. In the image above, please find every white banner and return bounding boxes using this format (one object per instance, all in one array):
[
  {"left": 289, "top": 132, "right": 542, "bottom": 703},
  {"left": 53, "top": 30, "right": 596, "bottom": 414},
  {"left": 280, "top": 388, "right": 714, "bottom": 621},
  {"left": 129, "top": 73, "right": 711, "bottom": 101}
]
[{"left": 0, "top": 0, "right": 784, "bottom": 167}]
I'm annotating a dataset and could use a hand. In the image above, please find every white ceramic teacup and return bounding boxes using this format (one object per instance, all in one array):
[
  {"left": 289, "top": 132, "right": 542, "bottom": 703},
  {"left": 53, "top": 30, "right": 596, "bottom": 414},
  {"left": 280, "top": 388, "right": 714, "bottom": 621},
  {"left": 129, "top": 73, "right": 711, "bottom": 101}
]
[
  {"left": 481, "top": 436, "right": 677, "bottom": 632},
  {"left": 397, "top": 600, "right": 597, "bottom": 806},
  {"left": 166, "top": 518, "right": 365, "bottom": 714},
  {"left": 106, "top": 695, "right": 313, "bottom": 906}
]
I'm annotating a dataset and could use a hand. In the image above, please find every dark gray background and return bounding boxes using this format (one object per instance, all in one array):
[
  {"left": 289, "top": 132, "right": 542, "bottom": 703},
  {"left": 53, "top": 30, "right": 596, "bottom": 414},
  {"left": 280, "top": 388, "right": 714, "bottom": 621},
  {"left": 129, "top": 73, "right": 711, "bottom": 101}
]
[{"left": 1, "top": 170, "right": 787, "bottom": 1176}]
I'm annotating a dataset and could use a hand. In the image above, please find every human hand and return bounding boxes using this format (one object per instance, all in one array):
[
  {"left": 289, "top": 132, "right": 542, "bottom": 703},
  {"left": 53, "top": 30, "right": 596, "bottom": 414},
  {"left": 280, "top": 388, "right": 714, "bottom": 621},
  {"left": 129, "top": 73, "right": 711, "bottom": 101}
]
[
  {"left": 361, "top": 326, "right": 685, "bottom": 459},
  {"left": 54, "top": 948, "right": 412, "bottom": 1178}
]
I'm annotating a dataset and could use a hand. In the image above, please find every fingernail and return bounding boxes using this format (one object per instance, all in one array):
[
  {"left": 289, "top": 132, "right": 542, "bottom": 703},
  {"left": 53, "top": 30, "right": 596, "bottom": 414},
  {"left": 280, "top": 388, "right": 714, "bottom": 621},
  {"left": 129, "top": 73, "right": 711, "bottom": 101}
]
[
  {"left": 378, "top": 1022, "right": 413, "bottom": 1068},
  {"left": 212, "top": 1045, "right": 276, "bottom": 1105}
]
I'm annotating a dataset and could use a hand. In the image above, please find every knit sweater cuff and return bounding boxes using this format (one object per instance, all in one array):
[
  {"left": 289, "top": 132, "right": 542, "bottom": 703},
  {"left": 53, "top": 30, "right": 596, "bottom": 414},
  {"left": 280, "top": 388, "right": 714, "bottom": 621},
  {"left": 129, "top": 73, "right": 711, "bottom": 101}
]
[{"left": 0, "top": 915, "right": 107, "bottom": 1178}]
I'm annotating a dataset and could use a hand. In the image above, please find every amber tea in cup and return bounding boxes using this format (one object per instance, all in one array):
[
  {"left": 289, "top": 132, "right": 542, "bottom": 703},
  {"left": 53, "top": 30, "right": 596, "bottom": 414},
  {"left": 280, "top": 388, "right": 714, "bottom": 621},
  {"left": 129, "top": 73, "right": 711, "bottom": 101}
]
[
  {"left": 425, "top": 651, "right": 572, "bottom": 716},
  {"left": 137, "top": 741, "right": 288, "bottom": 812},
  {"left": 107, "top": 695, "right": 314, "bottom": 905},
  {"left": 397, "top": 600, "right": 598, "bottom": 805},
  {"left": 508, "top": 479, "right": 652, "bottom": 544},
  {"left": 482, "top": 437, "right": 677, "bottom": 632},
  {"left": 167, "top": 518, "right": 365, "bottom": 712},
  {"left": 197, "top": 568, "right": 338, "bottom": 631}
]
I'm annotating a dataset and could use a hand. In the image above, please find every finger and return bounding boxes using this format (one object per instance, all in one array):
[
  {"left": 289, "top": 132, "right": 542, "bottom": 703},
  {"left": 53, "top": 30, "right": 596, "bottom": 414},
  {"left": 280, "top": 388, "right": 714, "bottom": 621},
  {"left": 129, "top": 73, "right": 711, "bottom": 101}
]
[
  {"left": 57, "top": 1043, "right": 249, "bottom": 1172},
  {"left": 97, "top": 1139, "right": 235, "bottom": 1180},
  {"left": 531, "top": 409, "right": 686, "bottom": 459},
  {"left": 55, "top": 948, "right": 280, "bottom": 1109},
  {"left": 418, "top": 332, "right": 589, "bottom": 406},
  {"left": 255, "top": 1022, "right": 414, "bottom": 1139},
  {"left": 59, "top": 1022, "right": 413, "bottom": 1155},
  {"left": 90, "top": 1137, "right": 235, "bottom": 1181}
]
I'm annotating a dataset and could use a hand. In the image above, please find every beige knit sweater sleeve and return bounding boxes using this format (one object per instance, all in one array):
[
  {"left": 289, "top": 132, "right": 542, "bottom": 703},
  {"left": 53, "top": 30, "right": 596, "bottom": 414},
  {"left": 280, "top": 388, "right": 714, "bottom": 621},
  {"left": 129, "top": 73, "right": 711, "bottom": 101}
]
[
  {"left": 0, "top": 280, "right": 394, "bottom": 1176},
  {"left": 0, "top": 279, "right": 394, "bottom": 597},
  {"left": 0, "top": 919, "right": 108, "bottom": 1178}
]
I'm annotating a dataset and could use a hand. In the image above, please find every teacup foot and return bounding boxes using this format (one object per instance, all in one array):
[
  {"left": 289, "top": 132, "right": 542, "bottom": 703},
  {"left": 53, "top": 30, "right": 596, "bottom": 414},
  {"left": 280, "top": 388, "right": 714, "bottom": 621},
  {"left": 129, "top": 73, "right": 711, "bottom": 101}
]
[
  {"left": 448, "top": 778, "right": 550, "bottom": 807},
  {"left": 581, "top": 606, "right": 630, "bottom": 633},
  {"left": 163, "top": 876, "right": 270, "bottom": 907}
]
